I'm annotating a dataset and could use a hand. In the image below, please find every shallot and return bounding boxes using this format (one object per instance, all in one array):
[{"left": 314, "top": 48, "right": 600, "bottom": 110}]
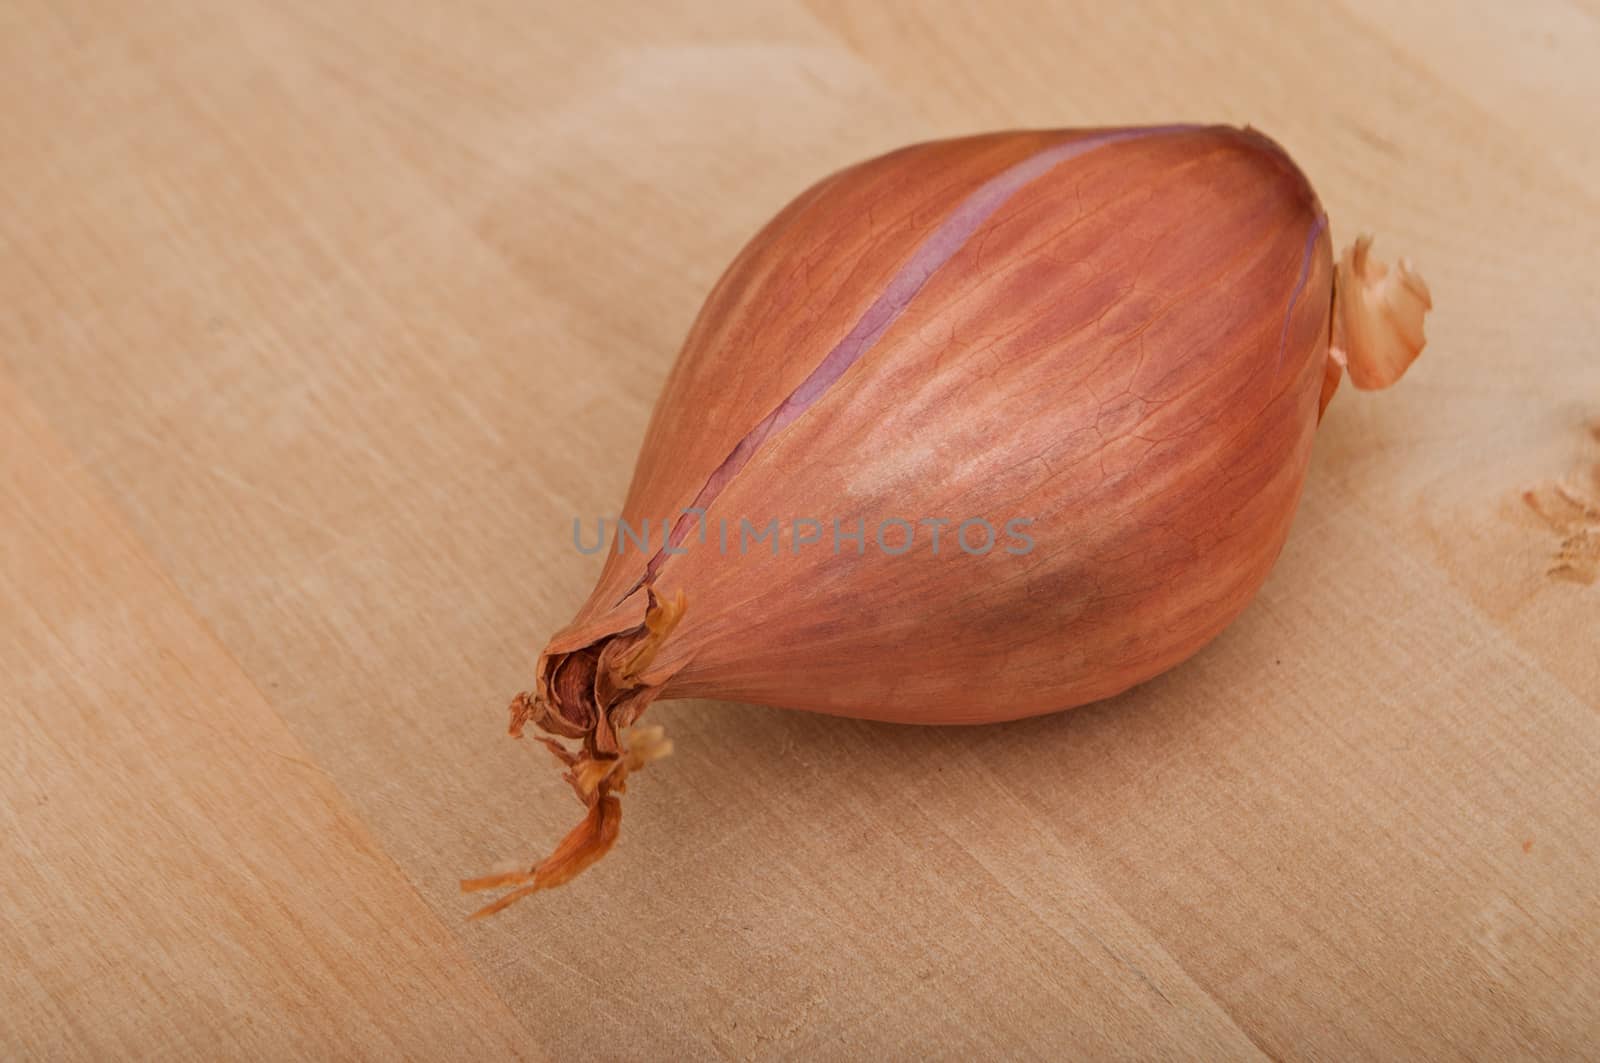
[{"left": 465, "top": 123, "right": 1431, "bottom": 915}]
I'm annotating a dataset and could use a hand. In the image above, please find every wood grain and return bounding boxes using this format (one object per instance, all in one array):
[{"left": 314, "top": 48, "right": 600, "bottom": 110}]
[
  {"left": 0, "top": 380, "right": 534, "bottom": 1058},
  {"left": 2, "top": 0, "right": 1596, "bottom": 1057}
]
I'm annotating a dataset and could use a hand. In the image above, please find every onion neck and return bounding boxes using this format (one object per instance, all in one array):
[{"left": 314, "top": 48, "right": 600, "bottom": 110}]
[
  {"left": 514, "top": 586, "right": 686, "bottom": 757},
  {"left": 461, "top": 588, "right": 685, "bottom": 916}
]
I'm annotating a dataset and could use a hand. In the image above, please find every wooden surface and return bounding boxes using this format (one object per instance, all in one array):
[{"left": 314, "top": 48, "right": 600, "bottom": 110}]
[{"left": 3, "top": 1, "right": 1596, "bottom": 1057}]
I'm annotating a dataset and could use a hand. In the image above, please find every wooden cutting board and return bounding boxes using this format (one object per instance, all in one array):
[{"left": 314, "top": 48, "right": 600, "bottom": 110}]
[{"left": 4, "top": 1, "right": 1596, "bottom": 1057}]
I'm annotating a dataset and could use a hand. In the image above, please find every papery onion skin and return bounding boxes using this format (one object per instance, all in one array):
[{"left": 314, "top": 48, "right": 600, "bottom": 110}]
[
  {"left": 564, "top": 124, "right": 1336, "bottom": 723},
  {"left": 467, "top": 124, "right": 1430, "bottom": 911}
]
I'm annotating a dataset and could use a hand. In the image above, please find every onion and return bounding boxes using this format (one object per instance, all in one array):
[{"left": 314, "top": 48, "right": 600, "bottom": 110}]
[{"left": 465, "top": 123, "right": 1431, "bottom": 916}]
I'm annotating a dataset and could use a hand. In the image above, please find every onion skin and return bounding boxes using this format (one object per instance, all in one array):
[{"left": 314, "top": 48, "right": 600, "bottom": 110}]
[
  {"left": 466, "top": 124, "right": 1430, "bottom": 911},
  {"left": 564, "top": 124, "right": 1336, "bottom": 721}
]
